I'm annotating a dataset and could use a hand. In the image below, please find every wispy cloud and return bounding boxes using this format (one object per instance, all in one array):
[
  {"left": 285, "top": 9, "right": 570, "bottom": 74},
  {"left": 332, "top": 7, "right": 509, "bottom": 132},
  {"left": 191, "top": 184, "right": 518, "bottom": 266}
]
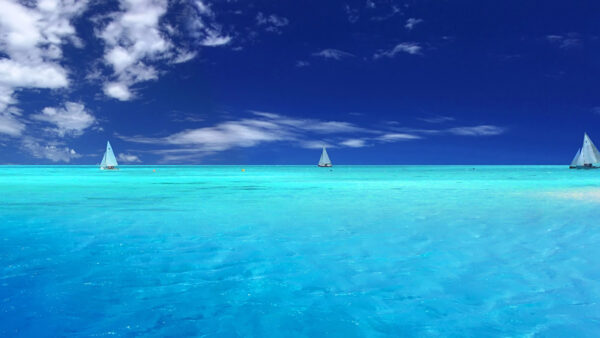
[
  {"left": 295, "top": 61, "right": 310, "bottom": 68},
  {"left": 118, "top": 153, "right": 141, "bottom": 163},
  {"left": 374, "top": 43, "right": 422, "bottom": 59},
  {"left": 418, "top": 115, "right": 455, "bottom": 123},
  {"left": 256, "top": 12, "right": 289, "bottom": 33},
  {"left": 343, "top": 5, "right": 359, "bottom": 23},
  {"left": 405, "top": 18, "right": 423, "bottom": 30},
  {"left": 447, "top": 125, "right": 505, "bottom": 136},
  {"left": 340, "top": 139, "right": 368, "bottom": 148},
  {"left": 118, "top": 111, "right": 504, "bottom": 162},
  {"left": 546, "top": 34, "right": 581, "bottom": 49},
  {"left": 313, "top": 49, "right": 355, "bottom": 60}
]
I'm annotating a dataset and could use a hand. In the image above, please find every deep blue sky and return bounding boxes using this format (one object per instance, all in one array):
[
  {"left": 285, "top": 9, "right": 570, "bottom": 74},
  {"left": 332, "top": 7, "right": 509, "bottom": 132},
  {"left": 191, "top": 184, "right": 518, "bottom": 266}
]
[{"left": 0, "top": 0, "right": 599, "bottom": 164}]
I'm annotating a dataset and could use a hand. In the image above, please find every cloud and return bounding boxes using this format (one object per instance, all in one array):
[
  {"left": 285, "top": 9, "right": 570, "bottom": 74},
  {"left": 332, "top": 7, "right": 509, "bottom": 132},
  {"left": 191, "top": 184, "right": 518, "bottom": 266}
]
[
  {"left": 295, "top": 60, "right": 310, "bottom": 68},
  {"left": 340, "top": 139, "right": 367, "bottom": 148},
  {"left": 546, "top": 34, "right": 581, "bottom": 49},
  {"left": 405, "top": 18, "right": 423, "bottom": 30},
  {"left": 21, "top": 137, "right": 80, "bottom": 162},
  {"left": 343, "top": 5, "right": 359, "bottom": 23},
  {"left": 418, "top": 115, "right": 455, "bottom": 123},
  {"left": 0, "top": 110, "right": 25, "bottom": 137},
  {"left": 200, "top": 31, "right": 231, "bottom": 46},
  {"left": 312, "top": 49, "right": 354, "bottom": 60},
  {"left": 256, "top": 12, "right": 289, "bottom": 33},
  {"left": 186, "top": 1, "right": 232, "bottom": 48},
  {"left": 447, "top": 125, "right": 506, "bottom": 136},
  {"left": 32, "top": 102, "right": 96, "bottom": 137},
  {"left": 377, "top": 133, "right": 421, "bottom": 142},
  {"left": 118, "top": 153, "right": 141, "bottom": 163},
  {"left": 119, "top": 111, "right": 379, "bottom": 161},
  {"left": 0, "top": 0, "right": 87, "bottom": 114},
  {"left": 97, "top": 0, "right": 170, "bottom": 100},
  {"left": 374, "top": 43, "right": 422, "bottom": 58}
]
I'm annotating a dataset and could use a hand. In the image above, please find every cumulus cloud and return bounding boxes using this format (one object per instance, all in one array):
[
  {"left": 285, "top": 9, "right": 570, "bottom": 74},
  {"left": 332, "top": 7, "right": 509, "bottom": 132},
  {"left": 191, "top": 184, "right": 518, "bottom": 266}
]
[
  {"left": 118, "top": 153, "right": 141, "bottom": 163},
  {"left": 374, "top": 43, "right": 422, "bottom": 58},
  {"left": 32, "top": 102, "right": 96, "bottom": 137},
  {"left": 405, "top": 18, "right": 423, "bottom": 30},
  {"left": 97, "top": 0, "right": 170, "bottom": 101},
  {"left": 312, "top": 49, "right": 354, "bottom": 60},
  {"left": 0, "top": 0, "right": 87, "bottom": 115},
  {"left": 21, "top": 137, "right": 80, "bottom": 162}
]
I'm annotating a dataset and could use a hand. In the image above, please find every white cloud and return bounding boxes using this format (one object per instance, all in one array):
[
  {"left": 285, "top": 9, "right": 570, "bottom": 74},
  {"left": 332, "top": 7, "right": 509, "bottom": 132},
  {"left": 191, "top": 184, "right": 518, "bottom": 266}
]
[
  {"left": 32, "top": 102, "right": 96, "bottom": 137},
  {"left": 103, "top": 82, "right": 132, "bottom": 101},
  {"left": 377, "top": 133, "right": 421, "bottom": 142},
  {"left": 0, "top": 110, "right": 25, "bottom": 137},
  {"left": 21, "top": 137, "right": 80, "bottom": 162},
  {"left": 295, "top": 60, "right": 310, "bottom": 68},
  {"left": 546, "top": 34, "right": 581, "bottom": 49},
  {"left": 0, "top": 0, "right": 87, "bottom": 113},
  {"left": 447, "top": 125, "right": 505, "bottom": 136},
  {"left": 200, "top": 31, "right": 232, "bottom": 46},
  {"left": 418, "top": 115, "right": 455, "bottom": 123},
  {"left": 344, "top": 5, "right": 359, "bottom": 23},
  {"left": 120, "top": 111, "right": 378, "bottom": 160},
  {"left": 340, "top": 139, "right": 367, "bottom": 148},
  {"left": 405, "top": 18, "right": 423, "bottom": 30},
  {"left": 374, "top": 43, "right": 422, "bottom": 58},
  {"left": 97, "top": 0, "right": 170, "bottom": 100},
  {"left": 118, "top": 153, "right": 141, "bottom": 163},
  {"left": 313, "top": 49, "right": 354, "bottom": 60},
  {"left": 256, "top": 12, "right": 289, "bottom": 33}
]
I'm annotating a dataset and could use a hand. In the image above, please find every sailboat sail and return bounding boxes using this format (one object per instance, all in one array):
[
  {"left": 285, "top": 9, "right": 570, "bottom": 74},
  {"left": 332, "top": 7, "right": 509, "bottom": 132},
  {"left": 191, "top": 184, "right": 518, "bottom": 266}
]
[
  {"left": 100, "top": 152, "right": 107, "bottom": 168},
  {"left": 318, "top": 147, "right": 332, "bottom": 166},
  {"left": 100, "top": 141, "right": 119, "bottom": 169},
  {"left": 571, "top": 133, "right": 600, "bottom": 168},
  {"left": 583, "top": 133, "right": 600, "bottom": 164}
]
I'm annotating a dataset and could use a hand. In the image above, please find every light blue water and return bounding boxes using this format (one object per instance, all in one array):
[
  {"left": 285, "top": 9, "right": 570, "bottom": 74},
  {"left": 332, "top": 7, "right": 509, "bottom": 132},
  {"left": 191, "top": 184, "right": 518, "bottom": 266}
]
[{"left": 1, "top": 166, "right": 600, "bottom": 337}]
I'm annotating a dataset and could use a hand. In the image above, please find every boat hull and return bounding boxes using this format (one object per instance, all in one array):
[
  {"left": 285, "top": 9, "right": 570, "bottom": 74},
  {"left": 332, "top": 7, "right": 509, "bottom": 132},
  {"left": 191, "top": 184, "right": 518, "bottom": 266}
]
[
  {"left": 569, "top": 166, "right": 599, "bottom": 169},
  {"left": 318, "top": 164, "right": 332, "bottom": 167}
]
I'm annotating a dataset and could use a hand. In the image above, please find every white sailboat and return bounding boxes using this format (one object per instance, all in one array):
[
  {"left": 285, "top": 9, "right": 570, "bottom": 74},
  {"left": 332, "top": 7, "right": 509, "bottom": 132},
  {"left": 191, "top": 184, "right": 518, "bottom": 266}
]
[
  {"left": 318, "top": 147, "right": 332, "bottom": 167},
  {"left": 570, "top": 133, "right": 600, "bottom": 169},
  {"left": 100, "top": 141, "right": 119, "bottom": 170}
]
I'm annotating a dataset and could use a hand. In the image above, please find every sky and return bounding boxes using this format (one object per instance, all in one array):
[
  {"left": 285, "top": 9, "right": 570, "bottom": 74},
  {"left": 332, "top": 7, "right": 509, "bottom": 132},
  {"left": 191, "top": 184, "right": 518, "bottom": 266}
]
[{"left": 0, "top": 0, "right": 599, "bottom": 165}]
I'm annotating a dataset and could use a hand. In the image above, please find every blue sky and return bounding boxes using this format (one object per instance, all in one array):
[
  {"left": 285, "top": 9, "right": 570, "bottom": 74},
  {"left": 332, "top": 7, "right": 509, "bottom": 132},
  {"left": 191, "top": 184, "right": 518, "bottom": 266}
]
[{"left": 0, "top": 0, "right": 598, "bottom": 164}]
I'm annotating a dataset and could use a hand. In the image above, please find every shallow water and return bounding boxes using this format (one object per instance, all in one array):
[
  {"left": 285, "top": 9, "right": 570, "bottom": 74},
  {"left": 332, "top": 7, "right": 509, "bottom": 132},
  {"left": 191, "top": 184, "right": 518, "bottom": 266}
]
[{"left": 1, "top": 165, "right": 600, "bottom": 337}]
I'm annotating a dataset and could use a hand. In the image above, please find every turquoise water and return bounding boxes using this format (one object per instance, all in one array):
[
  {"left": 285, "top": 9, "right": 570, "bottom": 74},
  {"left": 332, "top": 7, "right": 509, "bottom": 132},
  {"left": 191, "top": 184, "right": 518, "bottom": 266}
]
[{"left": 1, "top": 165, "right": 600, "bottom": 336}]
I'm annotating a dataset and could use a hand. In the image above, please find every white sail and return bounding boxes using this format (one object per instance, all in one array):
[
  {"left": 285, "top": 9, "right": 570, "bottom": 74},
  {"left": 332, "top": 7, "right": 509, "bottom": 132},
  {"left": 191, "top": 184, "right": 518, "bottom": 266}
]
[
  {"left": 318, "top": 147, "right": 332, "bottom": 166},
  {"left": 575, "top": 148, "right": 585, "bottom": 166},
  {"left": 582, "top": 133, "right": 599, "bottom": 165},
  {"left": 100, "top": 152, "right": 107, "bottom": 167},
  {"left": 100, "top": 141, "right": 119, "bottom": 169}
]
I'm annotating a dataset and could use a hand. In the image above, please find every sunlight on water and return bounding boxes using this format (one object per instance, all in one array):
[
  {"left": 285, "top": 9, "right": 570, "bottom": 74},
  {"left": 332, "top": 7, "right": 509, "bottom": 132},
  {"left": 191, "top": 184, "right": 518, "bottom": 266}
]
[{"left": 1, "top": 165, "right": 600, "bottom": 336}]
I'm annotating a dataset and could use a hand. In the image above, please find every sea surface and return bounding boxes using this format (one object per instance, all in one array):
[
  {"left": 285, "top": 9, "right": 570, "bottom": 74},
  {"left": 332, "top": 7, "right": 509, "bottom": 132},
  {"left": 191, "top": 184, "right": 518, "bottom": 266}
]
[{"left": 1, "top": 165, "right": 600, "bottom": 337}]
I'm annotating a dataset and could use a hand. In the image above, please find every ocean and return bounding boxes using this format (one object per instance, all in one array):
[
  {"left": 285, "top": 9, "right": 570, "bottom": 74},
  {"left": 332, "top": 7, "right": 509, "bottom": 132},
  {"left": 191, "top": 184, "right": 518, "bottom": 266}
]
[{"left": 1, "top": 165, "right": 600, "bottom": 336}]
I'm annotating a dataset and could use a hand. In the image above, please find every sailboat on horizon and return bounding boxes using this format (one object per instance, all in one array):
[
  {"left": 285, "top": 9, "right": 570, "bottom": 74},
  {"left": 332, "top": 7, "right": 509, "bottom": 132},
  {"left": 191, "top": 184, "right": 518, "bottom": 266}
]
[
  {"left": 100, "top": 141, "right": 119, "bottom": 170},
  {"left": 570, "top": 133, "right": 600, "bottom": 169},
  {"left": 318, "top": 147, "right": 332, "bottom": 167}
]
